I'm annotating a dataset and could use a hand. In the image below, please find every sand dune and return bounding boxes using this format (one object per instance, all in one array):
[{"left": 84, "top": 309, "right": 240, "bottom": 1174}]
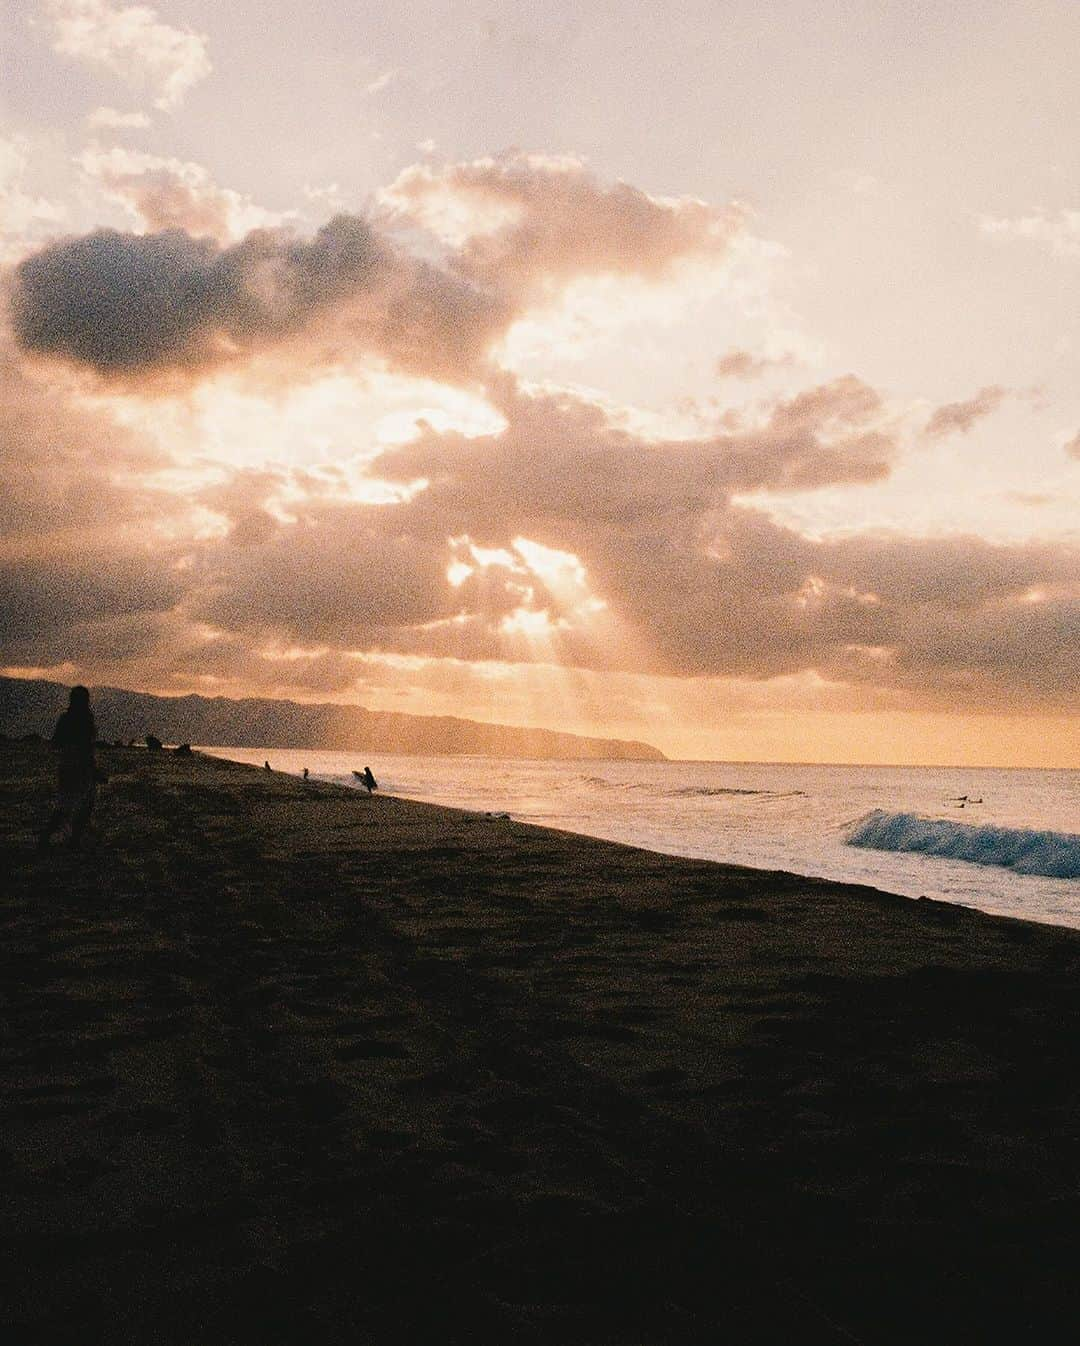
[{"left": 2, "top": 745, "right": 1079, "bottom": 1343}]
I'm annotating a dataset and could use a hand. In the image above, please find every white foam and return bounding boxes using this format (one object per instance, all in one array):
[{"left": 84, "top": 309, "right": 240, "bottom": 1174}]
[{"left": 845, "top": 810, "right": 1080, "bottom": 880}]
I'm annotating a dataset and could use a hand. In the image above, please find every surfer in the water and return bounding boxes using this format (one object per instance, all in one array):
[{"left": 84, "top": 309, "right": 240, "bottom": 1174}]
[{"left": 361, "top": 766, "right": 377, "bottom": 794}]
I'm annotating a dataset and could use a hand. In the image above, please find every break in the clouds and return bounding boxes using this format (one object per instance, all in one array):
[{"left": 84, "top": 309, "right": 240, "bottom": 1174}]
[
  {"left": 2, "top": 318, "right": 1074, "bottom": 720},
  {"left": 44, "top": 0, "right": 211, "bottom": 110}
]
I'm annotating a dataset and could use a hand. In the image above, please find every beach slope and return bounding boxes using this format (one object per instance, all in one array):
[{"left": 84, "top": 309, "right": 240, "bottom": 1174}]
[{"left": 2, "top": 746, "right": 1078, "bottom": 1344}]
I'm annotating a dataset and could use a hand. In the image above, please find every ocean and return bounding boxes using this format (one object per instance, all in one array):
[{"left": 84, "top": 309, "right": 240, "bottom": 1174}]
[{"left": 202, "top": 749, "right": 1080, "bottom": 930}]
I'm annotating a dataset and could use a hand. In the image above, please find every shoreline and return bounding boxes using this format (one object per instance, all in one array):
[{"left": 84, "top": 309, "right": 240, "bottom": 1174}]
[
  {"left": 202, "top": 744, "right": 1080, "bottom": 927},
  {"left": 3, "top": 744, "right": 1080, "bottom": 1343}
]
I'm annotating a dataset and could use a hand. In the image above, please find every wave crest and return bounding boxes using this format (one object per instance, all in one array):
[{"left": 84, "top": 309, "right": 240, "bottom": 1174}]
[{"left": 845, "top": 810, "right": 1080, "bottom": 880}]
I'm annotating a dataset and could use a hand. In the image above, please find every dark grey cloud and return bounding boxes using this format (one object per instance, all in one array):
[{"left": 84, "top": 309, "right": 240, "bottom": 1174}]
[{"left": 10, "top": 214, "right": 504, "bottom": 384}]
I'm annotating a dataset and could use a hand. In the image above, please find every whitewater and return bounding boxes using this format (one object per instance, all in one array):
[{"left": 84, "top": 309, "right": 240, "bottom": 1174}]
[{"left": 204, "top": 750, "right": 1080, "bottom": 930}]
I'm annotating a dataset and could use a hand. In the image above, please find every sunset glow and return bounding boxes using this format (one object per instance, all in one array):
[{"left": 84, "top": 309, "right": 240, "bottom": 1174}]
[{"left": 2, "top": 0, "right": 1077, "bottom": 765}]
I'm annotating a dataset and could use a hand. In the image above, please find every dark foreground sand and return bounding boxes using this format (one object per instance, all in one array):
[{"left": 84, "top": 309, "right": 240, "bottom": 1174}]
[{"left": 2, "top": 746, "right": 1079, "bottom": 1344}]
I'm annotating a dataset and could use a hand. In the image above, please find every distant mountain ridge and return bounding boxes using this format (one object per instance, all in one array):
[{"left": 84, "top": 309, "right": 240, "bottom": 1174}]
[{"left": 0, "top": 676, "right": 666, "bottom": 762}]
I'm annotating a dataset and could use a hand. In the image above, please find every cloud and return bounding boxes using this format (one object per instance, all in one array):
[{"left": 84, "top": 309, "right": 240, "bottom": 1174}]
[
  {"left": 924, "top": 385, "right": 1006, "bottom": 438},
  {"left": 1064, "top": 430, "right": 1080, "bottom": 459},
  {"left": 85, "top": 106, "right": 152, "bottom": 130},
  {"left": 0, "top": 352, "right": 1074, "bottom": 714},
  {"left": 0, "top": 327, "right": 195, "bottom": 680},
  {"left": 78, "top": 144, "right": 287, "bottom": 242},
  {"left": 0, "top": 135, "right": 66, "bottom": 262},
  {"left": 10, "top": 213, "right": 504, "bottom": 385},
  {"left": 364, "top": 68, "right": 399, "bottom": 96},
  {"left": 3, "top": 155, "right": 1076, "bottom": 721},
  {"left": 980, "top": 209, "right": 1080, "bottom": 259},
  {"left": 10, "top": 154, "right": 747, "bottom": 389},
  {"left": 337, "top": 380, "right": 1073, "bottom": 709},
  {"left": 45, "top": 0, "right": 211, "bottom": 110},
  {"left": 715, "top": 348, "right": 793, "bottom": 379},
  {"left": 0, "top": 337, "right": 158, "bottom": 541},
  {"left": 381, "top": 150, "right": 743, "bottom": 295}
]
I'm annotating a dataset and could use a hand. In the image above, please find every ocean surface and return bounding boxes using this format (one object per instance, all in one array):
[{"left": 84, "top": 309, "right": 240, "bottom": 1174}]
[{"left": 202, "top": 749, "right": 1080, "bottom": 930}]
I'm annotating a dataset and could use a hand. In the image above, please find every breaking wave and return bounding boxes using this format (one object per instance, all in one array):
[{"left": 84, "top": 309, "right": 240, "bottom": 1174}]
[{"left": 845, "top": 810, "right": 1080, "bottom": 880}]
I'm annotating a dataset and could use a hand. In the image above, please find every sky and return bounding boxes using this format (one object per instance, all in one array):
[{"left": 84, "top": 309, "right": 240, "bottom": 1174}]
[{"left": 0, "top": 0, "right": 1077, "bottom": 766}]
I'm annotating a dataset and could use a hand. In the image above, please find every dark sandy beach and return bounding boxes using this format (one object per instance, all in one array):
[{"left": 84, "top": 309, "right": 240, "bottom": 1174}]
[{"left": 2, "top": 745, "right": 1079, "bottom": 1344}]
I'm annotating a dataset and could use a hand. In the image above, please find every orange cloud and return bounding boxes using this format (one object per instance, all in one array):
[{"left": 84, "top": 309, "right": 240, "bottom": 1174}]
[
  {"left": 924, "top": 385, "right": 1007, "bottom": 438},
  {"left": 2, "top": 158, "right": 1076, "bottom": 727},
  {"left": 383, "top": 151, "right": 742, "bottom": 296}
]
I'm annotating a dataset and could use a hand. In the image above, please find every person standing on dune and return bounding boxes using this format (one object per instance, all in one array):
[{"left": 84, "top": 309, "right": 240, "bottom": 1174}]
[{"left": 39, "top": 685, "right": 98, "bottom": 850}]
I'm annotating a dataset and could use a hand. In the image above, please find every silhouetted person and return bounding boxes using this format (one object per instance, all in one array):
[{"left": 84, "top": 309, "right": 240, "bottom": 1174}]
[
  {"left": 145, "top": 734, "right": 163, "bottom": 752},
  {"left": 264, "top": 761, "right": 272, "bottom": 773},
  {"left": 40, "top": 686, "right": 97, "bottom": 850},
  {"left": 361, "top": 766, "right": 377, "bottom": 794},
  {"left": 302, "top": 767, "right": 309, "bottom": 781}
]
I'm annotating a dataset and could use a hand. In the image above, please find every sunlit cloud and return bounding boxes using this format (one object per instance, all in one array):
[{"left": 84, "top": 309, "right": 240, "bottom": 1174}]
[
  {"left": 85, "top": 105, "right": 151, "bottom": 130},
  {"left": 364, "top": 68, "right": 400, "bottom": 96},
  {"left": 980, "top": 208, "right": 1080, "bottom": 259},
  {"left": 1, "top": 127, "right": 1077, "bottom": 764},
  {"left": 44, "top": 0, "right": 212, "bottom": 110},
  {"left": 0, "top": 134, "right": 66, "bottom": 261},
  {"left": 78, "top": 144, "right": 289, "bottom": 241}
]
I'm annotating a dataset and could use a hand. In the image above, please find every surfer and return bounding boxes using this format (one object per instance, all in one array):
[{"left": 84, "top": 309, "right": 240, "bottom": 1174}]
[{"left": 360, "top": 766, "right": 377, "bottom": 794}]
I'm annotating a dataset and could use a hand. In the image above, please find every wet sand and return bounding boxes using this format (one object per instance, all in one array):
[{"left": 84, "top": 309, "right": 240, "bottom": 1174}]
[{"left": 2, "top": 744, "right": 1079, "bottom": 1344}]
